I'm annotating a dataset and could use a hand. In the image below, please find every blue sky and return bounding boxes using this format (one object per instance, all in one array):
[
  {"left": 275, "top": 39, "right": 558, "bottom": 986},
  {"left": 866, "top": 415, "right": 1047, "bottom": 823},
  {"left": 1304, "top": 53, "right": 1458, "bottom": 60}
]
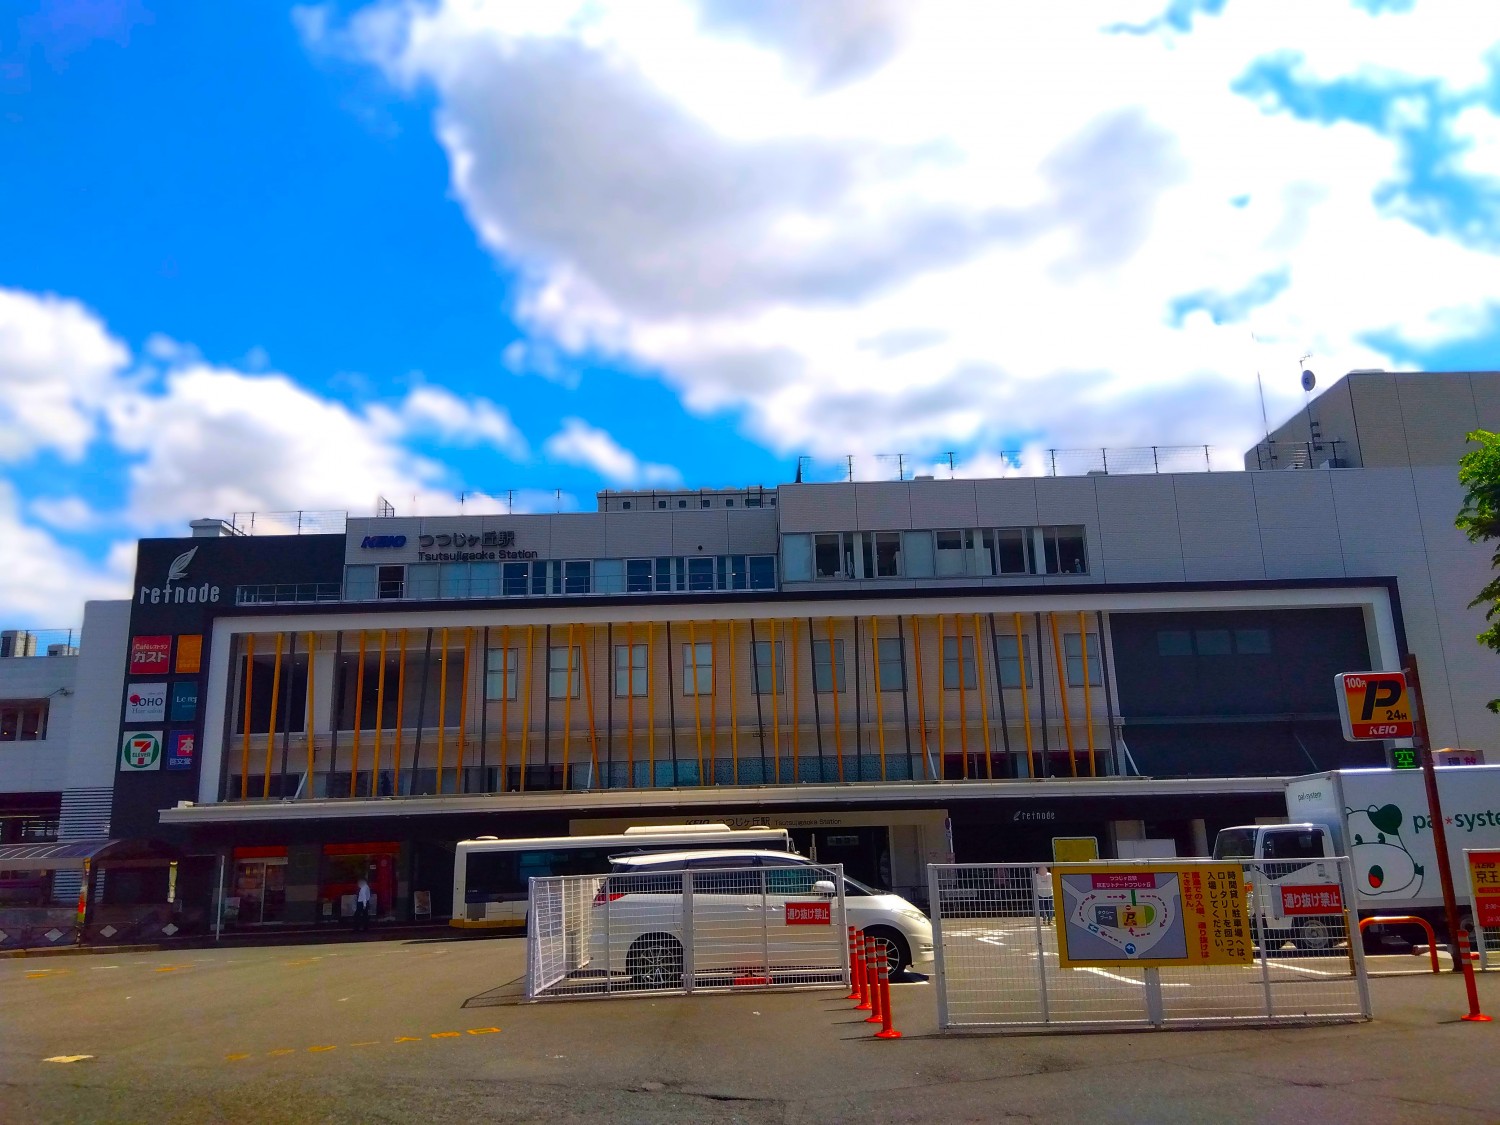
[{"left": 2, "top": 0, "right": 1498, "bottom": 624}]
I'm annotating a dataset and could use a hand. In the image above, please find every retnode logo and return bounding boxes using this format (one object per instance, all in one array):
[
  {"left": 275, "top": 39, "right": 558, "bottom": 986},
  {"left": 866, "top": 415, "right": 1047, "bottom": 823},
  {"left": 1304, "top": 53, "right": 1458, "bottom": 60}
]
[{"left": 138, "top": 546, "right": 220, "bottom": 606}]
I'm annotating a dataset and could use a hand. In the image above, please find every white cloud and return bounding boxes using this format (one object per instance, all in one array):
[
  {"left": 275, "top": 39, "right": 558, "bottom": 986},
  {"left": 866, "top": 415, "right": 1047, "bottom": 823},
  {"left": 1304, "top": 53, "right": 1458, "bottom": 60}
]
[
  {"left": 334, "top": 0, "right": 1500, "bottom": 461},
  {"left": 28, "top": 495, "right": 102, "bottom": 531},
  {"left": 370, "top": 384, "right": 530, "bottom": 458},
  {"left": 544, "top": 417, "right": 683, "bottom": 487},
  {"left": 0, "top": 480, "right": 133, "bottom": 625},
  {"left": 1454, "top": 104, "right": 1500, "bottom": 183},
  {"left": 0, "top": 287, "right": 130, "bottom": 462}
]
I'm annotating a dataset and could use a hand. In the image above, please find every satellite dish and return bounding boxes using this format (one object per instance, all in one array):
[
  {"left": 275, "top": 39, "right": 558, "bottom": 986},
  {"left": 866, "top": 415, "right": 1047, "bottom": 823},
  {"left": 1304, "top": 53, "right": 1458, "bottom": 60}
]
[{"left": 1301, "top": 369, "right": 1316, "bottom": 392}]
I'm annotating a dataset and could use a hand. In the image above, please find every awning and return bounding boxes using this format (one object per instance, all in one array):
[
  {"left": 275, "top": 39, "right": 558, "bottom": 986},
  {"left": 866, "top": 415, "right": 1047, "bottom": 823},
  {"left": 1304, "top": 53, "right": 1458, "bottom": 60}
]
[{"left": 0, "top": 838, "right": 181, "bottom": 872}]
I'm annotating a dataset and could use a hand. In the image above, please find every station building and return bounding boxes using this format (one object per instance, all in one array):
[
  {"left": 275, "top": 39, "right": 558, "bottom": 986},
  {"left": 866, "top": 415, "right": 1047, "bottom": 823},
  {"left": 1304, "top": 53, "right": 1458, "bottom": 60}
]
[{"left": 7, "top": 369, "right": 1498, "bottom": 933}]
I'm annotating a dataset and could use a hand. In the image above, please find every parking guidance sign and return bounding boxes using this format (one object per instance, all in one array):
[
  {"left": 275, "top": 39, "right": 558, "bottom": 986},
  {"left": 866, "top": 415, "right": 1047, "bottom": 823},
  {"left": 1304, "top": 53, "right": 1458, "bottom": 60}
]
[
  {"left": 1056, "top": 866, "right": 1251, "bottom": 968},
  {"left": 1336, "top": 671, "right": 1415, "bottom": 744}
]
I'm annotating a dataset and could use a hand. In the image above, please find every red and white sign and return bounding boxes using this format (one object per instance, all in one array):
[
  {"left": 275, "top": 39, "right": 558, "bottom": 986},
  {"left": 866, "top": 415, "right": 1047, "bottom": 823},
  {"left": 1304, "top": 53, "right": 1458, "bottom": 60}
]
[
  {"left": 1468, "top": 851, "right": 1500, "bottom": 928},
  {"left": 1336, "top": 671, "right": 1415, "bottom": 740},
  {"left": 1280, "top": 884, "right": 1344, "bottom": 916},
  {"left": 129, "top": 635, "right": 172, "bottom": 675},
  {"left": 785, "top": 901, "right": 832, "bottom": 926}
]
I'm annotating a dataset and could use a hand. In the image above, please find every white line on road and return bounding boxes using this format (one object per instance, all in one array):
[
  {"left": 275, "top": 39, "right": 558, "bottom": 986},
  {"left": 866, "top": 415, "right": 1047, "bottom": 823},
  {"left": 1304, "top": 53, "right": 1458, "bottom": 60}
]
[
  {"left": 1076, "top": 967, "right": 1190, "bottom": 987},
  {"left": 1268, "top": 961, "right": 1341, "bottom": 977}
]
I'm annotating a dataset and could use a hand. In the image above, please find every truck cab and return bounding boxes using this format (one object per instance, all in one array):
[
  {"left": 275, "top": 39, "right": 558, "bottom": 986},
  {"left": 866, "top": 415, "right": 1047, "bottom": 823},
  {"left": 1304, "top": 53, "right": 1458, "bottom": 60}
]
[{"left": 1212, "top": 823, "right": 1346, "bottom": 951}]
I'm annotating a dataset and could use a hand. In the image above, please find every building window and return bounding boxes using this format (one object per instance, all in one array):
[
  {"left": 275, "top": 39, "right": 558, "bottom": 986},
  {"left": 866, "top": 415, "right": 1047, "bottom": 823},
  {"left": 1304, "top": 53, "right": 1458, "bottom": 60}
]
[
  {"left": 622, "top": 500, "right": 632, "bottom": 510},
  {"left": 993, "top": 529, "right": 1030, "bottom": 574},
  {"left": 864, "top": 531, "right": 902, "bottom": 578},
  {"left": 745, "top": 496, "right": 761, "bottom": 508},
  {"left": 376, "top": 564, "right": 404, "bottom": 599},
  {"left": 656, "top": 557, "right": 677, "bottom": 592},
  {"left": 1157, "top": 630, "right": 1194, "bottom": 657},
  {"left": 0, "top": 700, "right": 47, "bottom": 741},
  {"left": 501, "top": 562, "right": 529, "bottom": 597},
  {"left": 625, "top": 559, "right": 654, "bottom": 593},
  {"left": 562, "top": 560, "right": 591, "bottom": 595},
  {"left": 614, "top": 643, "right": 648, "bottom": 697},
  {"left": 752, "top": 640, "right": 785, "bottom": 695},
  {"left": 532, "top": 560, "right": 551, "bottom": 596},
  {"left": 1195, "top": 629, "right": 1232, "bottom": 656},
  {"left": 678, "top": 499, "right": 687, "bottom": 508},
  {"left": 1062, "top": 632, "right": 1103, "bottom": 686},
  {"left": 748, "top": 555, "right": 776, "bottom": 589},
  {"left": 725, "top": 498, "right": 734, "bottom": 507},
  {"left": 996, "top": 634, "right": 1034, "bottom": 689},
  {"left": 658, "top": 500, "right": 667, "bottom": 509},
  {"left": 1042, "top": 526, "right": 1087, "bottom": 574},
  {"left": 485, "top": 647, "right": 519, "bottom": 700},
  {"left": 686, "top": 556, "right": 715, "bottom": 592},
  {"left": 547, "top": 646, "right": 581, "bottom": 699},
  {"left": 934, "top": 530, "right": 968, "bottom": 577},
  {"left": 942, "top": 634, "right": 977, "bottom": 690},
  {"left": 876, "top": 636, "right": 905, "bottom": 690},
  {"left": 811, "top": 639, "right": 846, "bottom": 693},
  {"left": 813, "top": 533, "right": 844, "bottom": 579},
  {"left": 682, "top": 642, "right": 713, "bottom": 695},
  {"left": 1235, "top": 628, "right": 1272, "bottom": 654},
  {"left": 701, "top": 498, "right": 711, "bottom": 508}
]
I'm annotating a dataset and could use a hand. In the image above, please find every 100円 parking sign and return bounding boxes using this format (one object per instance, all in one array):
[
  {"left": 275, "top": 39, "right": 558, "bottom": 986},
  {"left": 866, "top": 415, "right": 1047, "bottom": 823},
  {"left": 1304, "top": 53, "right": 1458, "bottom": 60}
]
[{"left": 1054, "top": 866, "right": 1251, "bottom": 968}]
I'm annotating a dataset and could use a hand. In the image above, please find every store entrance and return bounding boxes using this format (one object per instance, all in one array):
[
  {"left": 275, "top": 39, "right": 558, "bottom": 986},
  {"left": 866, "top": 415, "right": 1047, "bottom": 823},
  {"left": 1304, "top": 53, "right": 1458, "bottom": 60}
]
[
  {"left": 792, "top": 827, "right": 892, "bottom": 890},
  {"left": 231, "top": 859, "right": 286, "bottom": 925}
]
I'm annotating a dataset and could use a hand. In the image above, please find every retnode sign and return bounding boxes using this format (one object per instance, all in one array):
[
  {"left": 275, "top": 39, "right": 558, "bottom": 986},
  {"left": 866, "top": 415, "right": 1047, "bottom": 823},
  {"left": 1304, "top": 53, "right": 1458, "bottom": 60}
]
[{"left": 1336, "top": 671, "right": 1415, "bottom": 742}]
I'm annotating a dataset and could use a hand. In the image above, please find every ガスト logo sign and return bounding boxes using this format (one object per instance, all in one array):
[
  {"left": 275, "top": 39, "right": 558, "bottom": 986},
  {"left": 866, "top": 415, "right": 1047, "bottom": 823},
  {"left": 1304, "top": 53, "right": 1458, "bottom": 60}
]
[
  {"left": 129, "top": 636, "right": 172, "bottom": 674},
  {"left": 120, "top": 731, "right": 163, "bottom": 771}
]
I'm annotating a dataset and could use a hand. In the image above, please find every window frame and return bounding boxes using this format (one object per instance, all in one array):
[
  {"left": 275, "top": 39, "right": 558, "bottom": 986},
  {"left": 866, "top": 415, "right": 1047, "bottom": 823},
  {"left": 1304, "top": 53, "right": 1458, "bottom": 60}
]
[
  {"left": 811, "top": 638, "right": 847, "bottom": 693},
  {"left": 614, "top": 642, "right": 648, "bottom": 698},
  {"left": 681, "top": 641, "right": 714, "bottom": 696},
  {"left": 546, "top": 645, "right": 582, "bottom": 700},
  {"left": 484, "top": 646, "right": 519, "bottom": 701}
]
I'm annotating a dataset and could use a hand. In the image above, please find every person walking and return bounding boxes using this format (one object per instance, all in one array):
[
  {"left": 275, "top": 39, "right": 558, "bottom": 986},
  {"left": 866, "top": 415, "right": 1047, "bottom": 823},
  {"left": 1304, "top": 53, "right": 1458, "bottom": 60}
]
[
  {"left": 354, "top": 875, "right": 372, "bottom": 933},
  {"left": 1033, "top": 865, "right": 1054, "bottom": 926}
]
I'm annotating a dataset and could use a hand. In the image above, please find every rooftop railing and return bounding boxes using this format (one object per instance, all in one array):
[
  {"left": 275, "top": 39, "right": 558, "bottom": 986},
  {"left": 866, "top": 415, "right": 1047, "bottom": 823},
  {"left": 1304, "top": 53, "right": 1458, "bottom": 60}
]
[{"left": 227, "top": 510, "right": 348, "bottom": 536}]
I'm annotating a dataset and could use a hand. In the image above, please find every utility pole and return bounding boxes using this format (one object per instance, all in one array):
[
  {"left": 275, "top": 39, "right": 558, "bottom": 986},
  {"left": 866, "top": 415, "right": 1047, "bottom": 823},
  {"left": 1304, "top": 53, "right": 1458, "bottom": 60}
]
[{"left": 1405, "top": 654, "right": 1466, "bottom": 973}]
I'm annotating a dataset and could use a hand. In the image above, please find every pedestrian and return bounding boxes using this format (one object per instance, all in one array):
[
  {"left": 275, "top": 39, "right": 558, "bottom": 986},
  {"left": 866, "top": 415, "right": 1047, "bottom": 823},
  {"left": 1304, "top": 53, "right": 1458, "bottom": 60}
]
[
  {"left": 355, "top": 875, "right": 372, "bottom": 933},
  {"left": 1033, "top": 865, "right": 1054, "bottom": 925}
]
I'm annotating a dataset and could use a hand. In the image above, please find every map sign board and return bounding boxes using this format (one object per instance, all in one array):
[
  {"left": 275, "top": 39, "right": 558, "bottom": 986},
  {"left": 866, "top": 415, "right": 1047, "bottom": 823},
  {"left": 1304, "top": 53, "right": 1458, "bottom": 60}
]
[{"left": 1055, "top": 865, "right": 1251, "bottom": 968}]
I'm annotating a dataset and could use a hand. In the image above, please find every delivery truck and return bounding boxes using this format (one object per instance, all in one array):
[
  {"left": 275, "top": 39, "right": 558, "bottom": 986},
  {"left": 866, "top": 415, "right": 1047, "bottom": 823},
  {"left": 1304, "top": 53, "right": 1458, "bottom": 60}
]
[{"left": 1211, "top": 766, "right": 1500, "bottom": 951}]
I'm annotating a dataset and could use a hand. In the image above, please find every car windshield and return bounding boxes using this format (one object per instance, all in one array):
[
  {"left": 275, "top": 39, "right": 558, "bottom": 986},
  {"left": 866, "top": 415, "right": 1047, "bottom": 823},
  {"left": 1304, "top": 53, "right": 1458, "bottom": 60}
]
[{"left": 1213, "top": 828, "right": 1257, "bottom": 861}]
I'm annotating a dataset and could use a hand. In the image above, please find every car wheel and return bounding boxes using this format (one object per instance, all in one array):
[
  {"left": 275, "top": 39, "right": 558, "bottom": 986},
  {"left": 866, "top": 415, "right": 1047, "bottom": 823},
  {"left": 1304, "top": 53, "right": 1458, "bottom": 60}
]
[
  {"left": 864, "top": 927, "right": 910, "bottom": 977},
  {"left": 626, "top": 933, "right": 683, "bottom": 987},
  {"left": 1292, "top": 917, "right": 1336, "bottom": 953}
]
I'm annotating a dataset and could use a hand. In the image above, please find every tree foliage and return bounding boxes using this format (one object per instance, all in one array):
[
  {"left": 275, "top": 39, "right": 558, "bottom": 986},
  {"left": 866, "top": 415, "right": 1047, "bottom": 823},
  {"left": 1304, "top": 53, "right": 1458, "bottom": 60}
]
[{"left": 1456, "top": 429, "right": 1500, "bottom": 712}]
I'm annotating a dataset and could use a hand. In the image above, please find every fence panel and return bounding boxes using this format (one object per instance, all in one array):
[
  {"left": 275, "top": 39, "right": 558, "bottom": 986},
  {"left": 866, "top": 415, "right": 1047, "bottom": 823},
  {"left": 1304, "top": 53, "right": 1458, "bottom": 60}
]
[
  {"left": 527, "top": 864, "right": 847, "bottom": 1000},
  {"left": 931, "top": 859, "right": 1370, "bottom": 1032}
]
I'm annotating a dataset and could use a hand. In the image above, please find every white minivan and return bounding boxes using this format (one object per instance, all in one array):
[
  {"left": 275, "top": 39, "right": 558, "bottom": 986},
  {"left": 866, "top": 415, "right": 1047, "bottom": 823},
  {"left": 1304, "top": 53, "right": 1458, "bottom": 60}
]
[{"left": 588, "top": 849, "right": 933, "bottom": 986}]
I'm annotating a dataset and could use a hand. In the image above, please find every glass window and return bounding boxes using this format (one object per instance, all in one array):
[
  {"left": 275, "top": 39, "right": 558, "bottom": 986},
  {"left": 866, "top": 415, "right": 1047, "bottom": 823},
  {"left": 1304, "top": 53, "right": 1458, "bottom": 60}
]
[
  {"left": 376, "top": 564, "right": 405, "bottom": 600},
  {"left": 622, "top": 500, "right": 631, "bottom": 510},
  {"left": 1156, "top": 630, "right": 1194, "bottom": 657},
  {"left": 0, "top": 701, "right": 48, "bottom": 741},
  {"left": 727, "top": 555, "right": 748, "bottom": 590},
  {"left": 1195, "top": 629, "right": 1232, "bottom": 656},
  {"left": 876, "top": 636, "right": 905, "bottom": 690},
  {"left": 745, "top": 496, "right": 762, "bottom": 508},
  {"left": 614, "top": 643, "right": 647, "bottom": 697},
  {"left": 748, "top": 555, "right": 776, "bottom": 589},
  {"left": 502, "top": 562, "right": 529, "bottom": 597},
  {"left": 531, "top": 560, "right": 550, "bottom": 596},
  {"left": 563, "top": 560, "right": 591, "bottom": 595},
  {"left": 872, "top": 532, "right": 901, "bottom": 577},
  {"left": 976, "top": 530, "right": 998, "bottom": 576},
  {"left": 656, "top": 557, "right": 676, "bottom": 593},
  {"left": 686, "top": 556, "right": 715, "bottom": 591},
  {"left": 811, "top": 638, "right": 846, "bottom": 693},
  {"left": 942, "top": 634, "right": 977, "bottom": 690},
  {"left": 996, "top": 634, "right": 1034, "bottom": 689},
  {"left": 701, "top": 498, "right": 711, "bottom": 508},
  {"left": 725, "top": 498, "right": 734, "bottom": 507},
  {"left": 657, "top": 500, "right": 667, "bottom": 509},
  {"left": 1062, "top": 632, "right": 1103, "bottom": 686},
  {"left": 469, "top": 561, "right": 499, "bottom": 597},
  {"left": 485, "top": 647, "right": 518, "bottom": 700},
  {"left": 1235, "top": 628, "right": 1272, "bottom": 655},
  {"left": 813, "top": 534, "right": 843, "bottom": 579},
  {"left": 1043, "top": 526, "right": 1088, "bottom": 575},
  {"left": 625, "top": 559, "right": 653, "bottom": 593},
  {"left": 440, "top": 562, "right": 470, "bottom": 598},
  {"left": 934, "top": 530, "right": 967, "bottom": 577},
  {"left": 547, "top": 645, "right": 581, "bottom": 699},
  {"left": 994, "top": 528, "right": 1029, "bottom": 574},
  {"left": 752, "top": 639, "right": 785, "bottom": 695},
  {"left": 1263, "top": 829, "right": 1325, "bottom": 860},
  {"left": 901, "top": 530, "right": 934, "bottom": 577},
  {"left": 678, "top": 499, "right": 687, "bottom": 508},
  {"left": 682, "top": 641, "right": 713, "bottom": 695},
  {"left": 765, "top": 866, "right": 819, "bottom": 895}
]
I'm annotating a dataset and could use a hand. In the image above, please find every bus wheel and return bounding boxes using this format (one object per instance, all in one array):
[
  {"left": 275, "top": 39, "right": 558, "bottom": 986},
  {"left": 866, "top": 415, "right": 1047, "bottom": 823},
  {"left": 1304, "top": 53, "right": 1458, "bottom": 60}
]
[{"left": 626, "top": 934, "right": 683, "bottom": 987}]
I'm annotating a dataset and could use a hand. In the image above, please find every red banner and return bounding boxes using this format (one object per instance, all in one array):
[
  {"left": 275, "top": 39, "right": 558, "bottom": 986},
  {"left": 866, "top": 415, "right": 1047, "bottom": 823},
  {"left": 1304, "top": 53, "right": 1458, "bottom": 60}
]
[
  {"left": 1469, "top": 851, "right": 1500, "bottom": 927},
  {"left": 785, "top": 901, "right": 832, "bottom": 926},
  {"left": 1280, "top": 884, "right": 1344, "bottom": 915}
]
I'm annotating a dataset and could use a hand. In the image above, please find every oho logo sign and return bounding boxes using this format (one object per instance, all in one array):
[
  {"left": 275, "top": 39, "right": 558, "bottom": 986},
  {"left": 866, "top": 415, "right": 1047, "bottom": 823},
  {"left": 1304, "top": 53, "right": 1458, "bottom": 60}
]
[
  {"left": 120, "top": 731, "right": 163, "bottom": 772},
  {"left": 125, "top": 682, "right": 167, "bottom": 724}
]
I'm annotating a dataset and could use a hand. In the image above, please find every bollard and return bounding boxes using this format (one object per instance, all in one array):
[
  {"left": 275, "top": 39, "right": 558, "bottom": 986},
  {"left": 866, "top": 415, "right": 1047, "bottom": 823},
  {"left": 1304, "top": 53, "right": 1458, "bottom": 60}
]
[
  {"left": 874, "top": 948, "right": 902, "bottom": 1040},
  {"left": 855, "top": 935, "right": 873, "bottom": 1012},
  {"left": 864, "top": 937, "right": 883, "bottom": 1024},
  {"left": 847, "top": 927, "right": 865, "bottom": 1003},
  {"left": 1458, "top": 931, "right": 1493, "bottom": 1023}
]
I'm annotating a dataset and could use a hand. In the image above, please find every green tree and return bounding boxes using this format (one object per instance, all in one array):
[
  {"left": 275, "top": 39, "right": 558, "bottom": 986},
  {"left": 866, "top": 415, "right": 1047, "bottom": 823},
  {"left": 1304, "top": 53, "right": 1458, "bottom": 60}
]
[{"left": 1457, "top": 429, "right": 1500, "bottom": 712}]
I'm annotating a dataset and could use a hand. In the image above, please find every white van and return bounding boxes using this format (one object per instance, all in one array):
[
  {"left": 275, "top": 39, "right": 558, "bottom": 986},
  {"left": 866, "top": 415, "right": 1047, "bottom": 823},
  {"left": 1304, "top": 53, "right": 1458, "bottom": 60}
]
[{"left": 589, "top": 849, "right": 933, "bottom": 985}]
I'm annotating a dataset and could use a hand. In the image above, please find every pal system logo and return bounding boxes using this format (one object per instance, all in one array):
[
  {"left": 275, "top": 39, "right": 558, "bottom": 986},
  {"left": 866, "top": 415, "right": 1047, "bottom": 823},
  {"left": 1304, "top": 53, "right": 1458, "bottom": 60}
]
[{"left": 120, "top": 731, "right": 163, "bottom": 772}]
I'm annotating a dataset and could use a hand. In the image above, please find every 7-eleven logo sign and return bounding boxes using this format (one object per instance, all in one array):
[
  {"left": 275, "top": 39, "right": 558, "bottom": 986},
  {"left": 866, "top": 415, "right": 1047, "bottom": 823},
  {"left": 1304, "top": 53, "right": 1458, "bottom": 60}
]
[{"left": 120, "top": 731, "right": 163, "bottom": 771}]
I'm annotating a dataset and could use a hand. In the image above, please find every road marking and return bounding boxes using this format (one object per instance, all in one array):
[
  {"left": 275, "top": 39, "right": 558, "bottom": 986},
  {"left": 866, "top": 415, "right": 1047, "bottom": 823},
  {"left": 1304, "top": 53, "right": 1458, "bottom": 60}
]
[
  {"left": 225, "top": 1029, "right": 503, "bottom": 1063},
  {"left": 43, "top": 1055, "right": 94, "bottom": 1063},
  {"left": 393, "top": 1036, "right": 423, "bottom": 1043},
  {"left": 225, "top": 1053, "right": 251, "bottom": 1062},
  {"left": 92, "top": 965, "right": 121, "bottom": 970},
  {"left": 1269, "top": 961, "right": 1340, "bottom": 977},
  {"left": 268, "top": 1049, "right": 295, "bottom": 1056},
  {"left": 26, "top": 970, "right": 69, "bottom": 979},
  {"left": 430, "top": 1031, "right": 460, "bottom": 1038},
  {"left": 153, "top": 966, "right": 186, "bottom": 974},
  {"left": 350, "top": 1041, "right": 380, "bottom": 1047},
  {"left": 1076, "top": 967, "right": 1190, "bottom": 987},
  {"left": 466, "top": 1028, "right": 501, "bottom": 1035},
  {"left": 308, "top": 1045, "right": 337, "bottom": 1053}
]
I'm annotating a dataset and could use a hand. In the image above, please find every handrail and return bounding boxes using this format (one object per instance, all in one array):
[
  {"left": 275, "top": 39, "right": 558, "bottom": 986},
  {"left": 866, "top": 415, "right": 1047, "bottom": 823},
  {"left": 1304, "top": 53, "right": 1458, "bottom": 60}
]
[{"left": 1358, "top": 914, "right": 1439, "bottom": 974}]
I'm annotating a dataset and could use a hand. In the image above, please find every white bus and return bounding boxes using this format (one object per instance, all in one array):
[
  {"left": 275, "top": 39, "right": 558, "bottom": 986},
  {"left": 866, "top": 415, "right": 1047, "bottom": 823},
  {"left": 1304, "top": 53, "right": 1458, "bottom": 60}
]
[{"left": 451, "top": 824, "right": 796, "bottom": 930}]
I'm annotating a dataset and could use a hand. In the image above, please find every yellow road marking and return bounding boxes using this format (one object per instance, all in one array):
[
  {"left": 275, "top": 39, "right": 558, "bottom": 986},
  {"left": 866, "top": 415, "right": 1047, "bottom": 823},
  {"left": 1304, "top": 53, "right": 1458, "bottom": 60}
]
[
  {"left": 308, "top": 1045, "right": 336, "bottom": 1053},
  {"left": 43, "top": 1055, "right": 94, "bottom": 1063},
  {"left": 229, "top": 1027, "right": 504, "bottom": 1062},
  {"left": 350, "top": 1041, "right": 380, "bottom": 1047},
  {"left": 225, "top": 1054, "right": 251, "bottom": 1062},
  {"left": 467, "top": 1027, "right": 501, "bottom": 1035},
  {"left": 26, "top": 970, "right": 67, "bottom": 979},
  {"left": 393, "top": 1036, "right": 423, "bottom": 1043},
  {"left": 430, "top": 1031, "right": 459, "bottom": 1038},
  {"left": 153, "top": 966, "right": 186, "bottom": 974},
  {"left": 268, "top": 1049, "right": 295, "bottom": 1056}
]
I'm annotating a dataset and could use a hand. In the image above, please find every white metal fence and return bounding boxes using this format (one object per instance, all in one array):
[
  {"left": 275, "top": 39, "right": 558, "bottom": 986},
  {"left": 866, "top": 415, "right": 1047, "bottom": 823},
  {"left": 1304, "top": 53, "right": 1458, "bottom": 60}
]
[
  {"left": 526, "top": 864, "right": 849, "bottom": 1000},
  {"left": 929, "top": 860, "right": 1371, "bottom": 1032}
]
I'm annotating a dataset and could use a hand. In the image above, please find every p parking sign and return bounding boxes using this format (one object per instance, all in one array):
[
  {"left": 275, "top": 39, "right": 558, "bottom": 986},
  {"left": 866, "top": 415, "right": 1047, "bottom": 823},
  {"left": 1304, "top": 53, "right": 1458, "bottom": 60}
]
[{"left": 1336, "top": 672, "right": 1415, "bottom": 742}]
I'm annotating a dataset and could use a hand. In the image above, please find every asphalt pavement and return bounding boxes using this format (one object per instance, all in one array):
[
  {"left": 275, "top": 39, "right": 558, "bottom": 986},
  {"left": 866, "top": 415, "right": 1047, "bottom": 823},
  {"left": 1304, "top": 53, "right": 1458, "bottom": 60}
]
[{"left": 2, "top": 935, "right": 1497, "bottom": 1124}]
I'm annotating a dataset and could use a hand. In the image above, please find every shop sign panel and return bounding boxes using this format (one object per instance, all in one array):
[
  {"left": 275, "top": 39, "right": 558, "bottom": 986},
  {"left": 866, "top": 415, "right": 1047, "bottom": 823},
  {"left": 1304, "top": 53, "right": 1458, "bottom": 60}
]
[
  {"left": 1468, "top": 850, "right": 1500, "bottom": 928},
  {"left": 170, "top": 681, "right": 198, "bottom": 722},
  {"left": 120, "top": 731, "right": 163, "bottom": 771},
  {"left": 166, "top": 731, "right": 196, "bottom": 770},
  {"left": 174, "top": 634, "right": 203, "bottom": 674},
  {"left": 124, "top": 683, "right": 167, "bottom": 724},
  {"left": 129, "top": 635, "right": 172, "bottom": 675}
]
